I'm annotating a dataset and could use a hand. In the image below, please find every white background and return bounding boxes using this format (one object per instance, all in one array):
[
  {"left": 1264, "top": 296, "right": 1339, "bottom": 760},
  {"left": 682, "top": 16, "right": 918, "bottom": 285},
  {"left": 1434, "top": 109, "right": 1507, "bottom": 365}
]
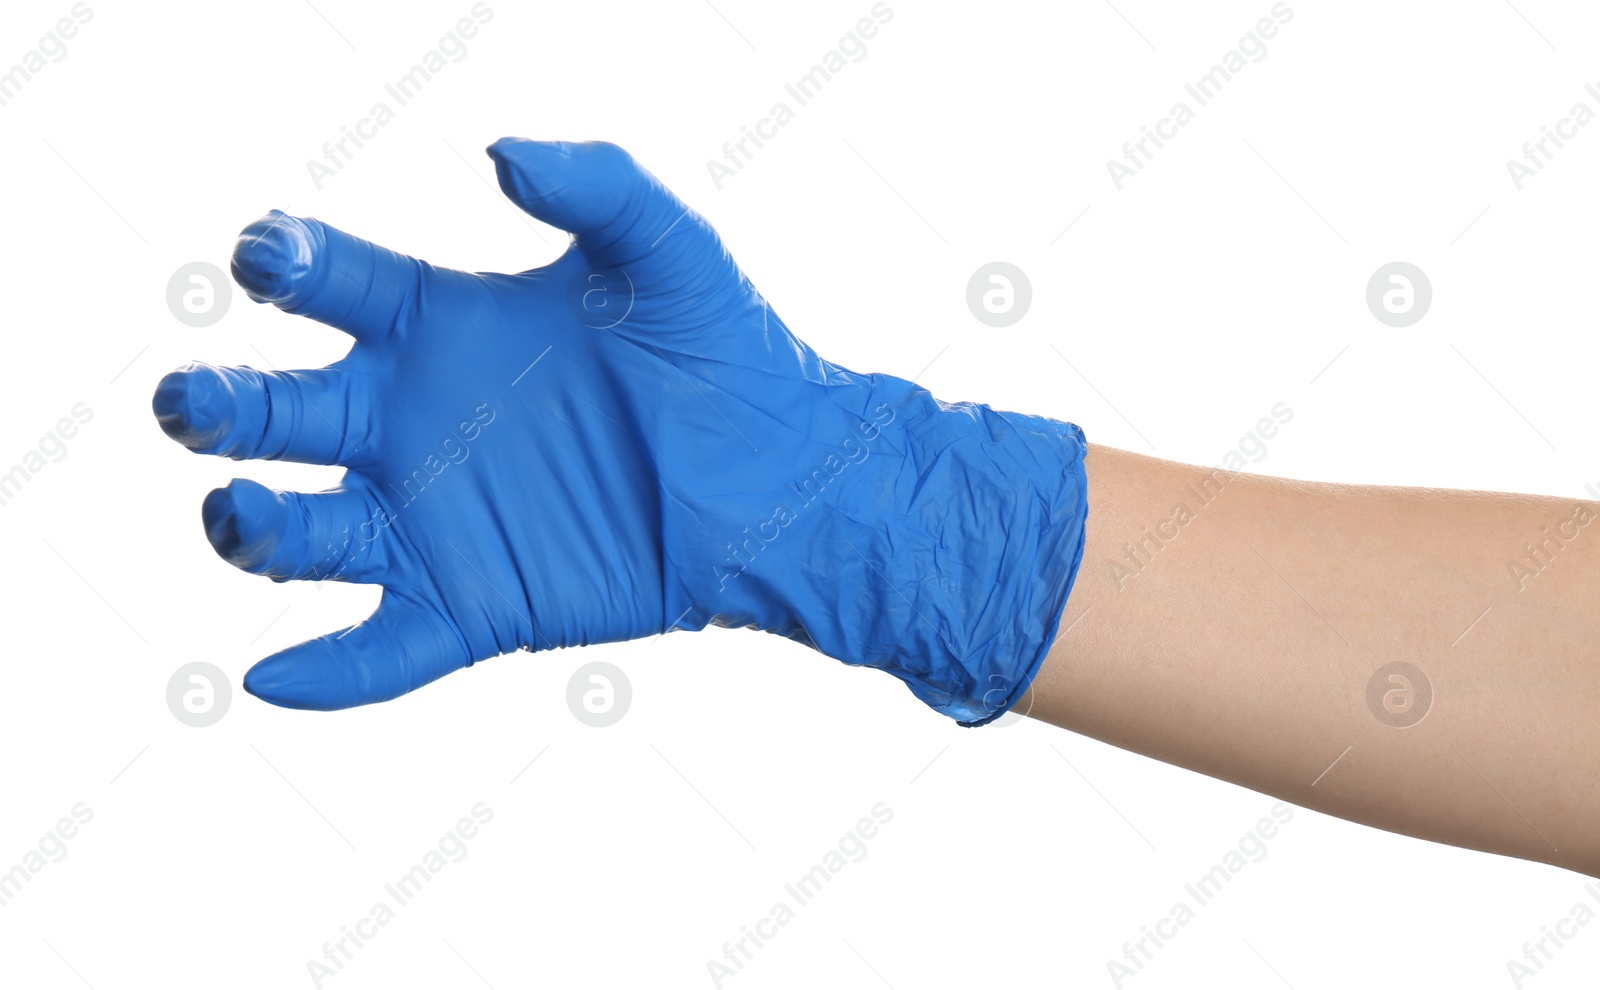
[{"left": 0, "top": 0, "right": 1597, "bottom": 987}]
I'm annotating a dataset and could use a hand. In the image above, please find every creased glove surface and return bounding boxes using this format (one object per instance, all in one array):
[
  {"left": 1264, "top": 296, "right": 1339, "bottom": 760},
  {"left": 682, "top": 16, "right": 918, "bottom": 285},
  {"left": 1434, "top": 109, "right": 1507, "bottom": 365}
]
[{"left": 152, "top": 139, "right": 1088, "bottom": 724}]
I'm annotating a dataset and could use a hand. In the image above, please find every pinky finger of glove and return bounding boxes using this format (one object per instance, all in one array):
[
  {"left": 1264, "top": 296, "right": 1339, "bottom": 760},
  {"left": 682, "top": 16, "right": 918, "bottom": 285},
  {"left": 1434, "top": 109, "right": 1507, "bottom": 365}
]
[{"left": 243, "top": 592, "right": 470, "bottom": 710}]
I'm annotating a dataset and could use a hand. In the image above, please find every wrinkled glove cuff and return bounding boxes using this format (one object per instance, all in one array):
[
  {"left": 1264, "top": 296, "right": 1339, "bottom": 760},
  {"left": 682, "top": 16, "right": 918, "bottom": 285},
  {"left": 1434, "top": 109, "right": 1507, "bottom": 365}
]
[
  {"left": 676, "top": 379, "right": 1089, "bottom": 727},
  {"left": 869, "top": 399, "right": 1089, "bottom": 727}
]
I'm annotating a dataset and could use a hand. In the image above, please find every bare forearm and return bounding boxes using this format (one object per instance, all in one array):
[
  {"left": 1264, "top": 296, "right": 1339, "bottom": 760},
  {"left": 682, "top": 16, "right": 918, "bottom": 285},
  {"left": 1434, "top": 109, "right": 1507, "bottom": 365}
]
[{"left": 1024, "top": 444, "right": 1600, "bottom": 876}]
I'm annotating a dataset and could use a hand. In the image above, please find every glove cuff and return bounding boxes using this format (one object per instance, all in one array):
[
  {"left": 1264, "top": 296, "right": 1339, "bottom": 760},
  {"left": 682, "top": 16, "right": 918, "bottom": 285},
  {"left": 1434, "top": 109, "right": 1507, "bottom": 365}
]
[
  {"left": 949, "top": 410, "right": 1088, "bottom": 726},
  {"left": 873, "top": 399, "right": 1089, "bottom": 726},
  {"left": 673, "top": 378, "right": 1089, "bottom": 726}
]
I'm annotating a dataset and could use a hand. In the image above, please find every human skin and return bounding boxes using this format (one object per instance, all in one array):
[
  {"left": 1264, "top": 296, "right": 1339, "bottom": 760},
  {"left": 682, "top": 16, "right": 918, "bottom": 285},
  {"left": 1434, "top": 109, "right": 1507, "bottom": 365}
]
[
  {"left": 1021, "top": 444, "right": 1600, "bottom": 877},
  {"left": 153, "top": 139, "right": 1596, "bottom": 874}
]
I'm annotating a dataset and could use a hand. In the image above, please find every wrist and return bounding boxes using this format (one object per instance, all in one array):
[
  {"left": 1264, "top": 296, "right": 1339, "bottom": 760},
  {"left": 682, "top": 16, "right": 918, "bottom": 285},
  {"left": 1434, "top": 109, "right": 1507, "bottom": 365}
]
[{"left": 670, "top": 374, "right": 1089, "bottom": 725}]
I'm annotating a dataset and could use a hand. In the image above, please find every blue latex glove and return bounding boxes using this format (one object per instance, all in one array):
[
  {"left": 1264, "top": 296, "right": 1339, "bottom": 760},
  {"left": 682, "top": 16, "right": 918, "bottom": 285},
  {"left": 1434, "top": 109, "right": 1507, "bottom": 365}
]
[{"left": 152, "top": 139, "right": 1089, "bottom": 725}]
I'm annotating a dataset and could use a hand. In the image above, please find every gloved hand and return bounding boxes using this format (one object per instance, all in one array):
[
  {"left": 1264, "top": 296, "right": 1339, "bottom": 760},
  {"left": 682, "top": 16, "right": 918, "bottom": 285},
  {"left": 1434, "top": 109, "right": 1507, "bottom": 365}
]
[{"left": 152, "top": 139, "right": 1089, "bottom": 725}]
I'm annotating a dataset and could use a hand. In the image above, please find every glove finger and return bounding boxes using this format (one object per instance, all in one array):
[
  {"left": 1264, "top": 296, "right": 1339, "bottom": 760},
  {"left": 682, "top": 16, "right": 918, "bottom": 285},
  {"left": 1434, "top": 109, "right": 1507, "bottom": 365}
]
[
  {"left": 231, "top": 210, "right": 425, "bottom": 344},
  {"left": 202, "top": 478, "right": 390, "bottom": 583},
  {"left": 487, "top": 139, "right": 725, "bottom": 279},
  {"left": 153, "top": 362, "right": 363, "bottom": 466},
  {"left": 243, "top": 592, "right": 470, "bottom": 710}
]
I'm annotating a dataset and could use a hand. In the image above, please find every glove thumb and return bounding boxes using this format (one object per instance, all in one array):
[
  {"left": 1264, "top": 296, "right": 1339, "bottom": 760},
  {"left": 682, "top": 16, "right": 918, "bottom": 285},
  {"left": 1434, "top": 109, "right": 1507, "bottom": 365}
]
[{"left": 487, "top": 138, "right": 730, "bottom": 287}]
